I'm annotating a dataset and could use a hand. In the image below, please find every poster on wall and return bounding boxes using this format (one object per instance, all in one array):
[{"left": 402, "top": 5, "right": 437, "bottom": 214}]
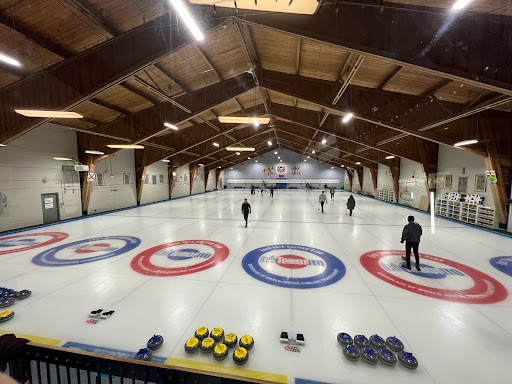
[
  {"left": 184, "top": 174, "right": 188, "bottom": 182},
  {"left": 97, "top": 173, "right": 104, "bottom": 186},
  {"left": 144, "top": 174, "right": 149, "bottom": 184},
  {"left": 152, "top": 175, "right": 157, "bottom": 185},
  {"left": 444, "top": 175, "right": 452, "bottom": 189},
  {"left": 0, "top": 192, "right": 7, "bottom": 215},
  {"left": 277, "top": 165, "right": 286, "bottom": 174},
  {"left": 123, "top": 173, "right": 130, "bottom": 185},
  {"left": 458, "top": 177, "right": 468, "bottom": 194},
  {"left": 159, "top": 174, "right": 164, "bottom": 184},
  {"left": 475, "top": 175, "right": 486, "bottom": 192}
]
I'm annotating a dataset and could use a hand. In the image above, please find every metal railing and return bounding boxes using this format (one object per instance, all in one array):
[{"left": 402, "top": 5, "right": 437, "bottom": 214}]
[{"left": 4, "top": 343, "right": 265, "bottom": 384}]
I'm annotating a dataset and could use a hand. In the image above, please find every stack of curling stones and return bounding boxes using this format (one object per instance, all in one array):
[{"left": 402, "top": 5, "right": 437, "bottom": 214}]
[
  {"left": 185, "top": 326, "right": 254, "bottom": 365},
  {"left": 0, "top": 287, "right": 32, "bottom": 322},
  {"left": 337, "top": 332, "right": 418, "bottom": 370}
]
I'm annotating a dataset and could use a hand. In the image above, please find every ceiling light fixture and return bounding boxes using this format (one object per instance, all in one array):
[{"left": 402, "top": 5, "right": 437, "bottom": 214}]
[
  {"left": 162, "top": 159, "right": 171, "bottom": 163},
  {"left": 385, "top": 155, "right": 395, "bottom": 159},
  {"left": 255, "top": 160, "right": 258, "bottom": 163},
  {"left": 15, "top": 110, "right": 82, "bottom": 118},
  {"left": 454, "top": 139, "right": 478, "bottom": 147},
  {"left": 307, "top": 156, "right": 310, "bottom": 158},
  {"left": 331, "top": 167, "right": 334, "bottom": 169},
  {"left": 0, "top": 53, "right": 21, "bottom": 67},
  {"left": 226, "top": 147, "right": 255, "bottom": 151},
  {"left": 312, "top": 150, "right": 315, "bottom": 154},
  {"left": 342, "top": 113, "right": 353, "bottom": 123},
  {"left": 218, "top": 116, "right": 270, "bottom": 124},
  {"left": 341, "top": 165, "right": 344, "bottom": 168},
  {"left": 452, "top": 0, "right": 472, "bottom": 10},
  {"left": 164, "top": 122, "right": 179, "bottom": 130},
  {"left": 85, "top": 150, "right": 104, "bottom": 155},
  {"left": 236, "top": 152, "right": 240, "bottom": 155},
  {"left": 304, "top": 159, "right": 306, "bottom": 162},
  {"left": 213, "top": 142, "right": 219, "bottom": 147},
  {"left": 280, "top": 160, "right": 282, "bottom": 162},
  {"left": 218, "top": 166, "right": 221, "bottom": 168},
  {"left": 230, "top": 167, "right": 233, "bottom": 169},
  {"left": 168, "top": 0, "right": 204, "bottom": 40},
  {"left": 107, "top": 144, "right": 144, "bottom": 149},
  {"left": 278, "top": 156, "right": 280, "bottom": 159},
  {"left": 0, "top": 144, "right": 5, "bottom": 147},
  {"left": 198, "top": 163, "right": 204, "bottom": 166},
  {"left": 252, "top": 118, "right": 260, "bottom": 127},
  {"left": 322, "top": 139, "right": 327, "bottom": 144},
  {"left": 53, "top": 157, "right": 72, "bottom": 161},
  {"left": 274, "top": 151, "right": 277, "bottom": 154},
  {"left": 356, "top": 162, "right": 361, "bottom": 165},
  {"left": 267, "top": 141, "right": 272, "bottom": 146}
]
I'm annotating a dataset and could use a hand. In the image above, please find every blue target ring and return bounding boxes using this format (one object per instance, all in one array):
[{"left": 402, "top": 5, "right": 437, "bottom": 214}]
[
  {"left": 32, "top": 236, "right": 141, "bottom": 266},
  {"left": 490, "top": 256, "right": 512, "bottom": 277},
  {"left": 242, "top": 244, "right": 346, "bottom": 289}
]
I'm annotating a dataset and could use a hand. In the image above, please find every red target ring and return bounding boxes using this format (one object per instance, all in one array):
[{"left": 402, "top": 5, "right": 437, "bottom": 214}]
[
  {"left": 0, "top": 232, "right": 69, "bottom": 255},
  {"left": 360, "top": 250, "right": 508, "bottom": 304},
  {"left": 131, "top": 240, "right": 229, "bottom": 277}
]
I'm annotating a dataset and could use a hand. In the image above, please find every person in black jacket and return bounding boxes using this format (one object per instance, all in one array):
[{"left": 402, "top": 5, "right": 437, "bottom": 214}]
[
  {"left": 346, "top": 195, "right": 355, "bottom": 216},
  {"left": 401, "top": 215, "right": 422, "bottom": 271},
  {"left": 241, "top": 199, "right": 251, "bottom": 228}
]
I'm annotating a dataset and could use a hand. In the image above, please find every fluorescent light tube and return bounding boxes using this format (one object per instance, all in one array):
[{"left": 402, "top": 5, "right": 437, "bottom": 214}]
[
  {"left": 168, "top": 0, "right": 204, "bottom": 40},
  {"left": 226, "top": 147, "right": 255, "bottom": 151},
  {"left": 342, "top": 113, "right": 353, "bottom": 123},
  {"left": 452, "top": 0, "right": 472, "bottom": 10},
  {"left": 164, "top": 122, "right": 178, "bottom": 130},
  {"left": 85, "top": 150, "right": 104, "bottom": 155},
  {"left": 385, "top": 155, "right": 395, "bottom": 159},
  {"left": 267, "top": 141, "right": 272, "bottom": 146},
  {"left": 0, "top": 53, "right": 21, "bottom": 67},
  {"left": 322, "top": 139, "right": 327, "bottom": 144},
  {"left": 218, "top": 116, "right": 271, "bottom": 124},
  {"left": 454, "top": 139, "right": 478, "bottom": 147},
  {"left": 162, "top": 159, "right": 171, "bottom": 162},
  {"left": 356, "top": 162, "right": 361, "bottom": 165},
  {"left": 107, "top": 145, "right": 144, "bottom": 149},
  {"left": 53, "top": 157, "right": 72, "bottom": 161},
  {"left": 15, "top": 110, "right": 82, "bottom": 118},
  {"left": 213, "top": 142, "right": 219, "bottom": 147}
]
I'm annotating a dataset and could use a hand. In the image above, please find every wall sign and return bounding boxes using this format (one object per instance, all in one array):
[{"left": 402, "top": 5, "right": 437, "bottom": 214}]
[
  {"left": 131, "top": 240, "right": 229, "bottom": 276},
  {"left": 0, "top": 232, "right": 69, "bottom": 255},
  {"left": 486, "top": 170, "right": 497, "bottom": 185},
  {"left": 242, "top": 244, "right": 346, "bottom": 289},
  {"left": 32, "top": 236, "right": 141, "bottom": 266},
  {"left": 360, "top": 250, "right": 507, "bottom": 304}
]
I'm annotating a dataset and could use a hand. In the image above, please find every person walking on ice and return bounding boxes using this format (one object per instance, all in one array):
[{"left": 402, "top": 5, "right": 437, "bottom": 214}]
[
  {"left": 346, "top": 195, "right": 355, "bottom": 216},
  {"left": 269, "top": 184, "right": 275, "bottom": 198},
  {"left": 329, "top": 186, "right": 335, "bottom": 201},
  {"left": 319, "top": 191, "right": 327, "bottom": 213},
  {"left": 401, "top": 215, "right": 422, "bottom": 271},
  {"left": 241, "top": 199, "right": 251, "bottom": 228}
]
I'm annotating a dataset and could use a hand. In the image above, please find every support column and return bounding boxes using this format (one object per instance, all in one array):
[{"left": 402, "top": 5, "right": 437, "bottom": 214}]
[
  {"left": 136, "top": 150, "right": 148, "bottom": 205},
  {"left": 81, "top": 154, "right": 95, "bottom": 214},
  {"left": 388, "top": 157, "right": 400, "bottom": 203},
  {"left": 168, "top": 166, "right": 176, "bottom": 199},
  {"left": 216, "top": 169, "right": 221, "bottom": 189},
  {"left": 190, "top": 167, "right": 197, "bottom": 195},
  {"left": 369, "top": 165, "right": 378, "bottom": 191},
  {"left": 205, "top": 168, "right": 209, "bottom": 191},
  {"left": 484, "top": 142, "right": 509, "bottom": 227}
]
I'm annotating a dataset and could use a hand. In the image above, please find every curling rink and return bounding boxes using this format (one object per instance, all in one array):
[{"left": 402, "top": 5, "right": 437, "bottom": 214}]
[{"left": 2, "top": 189, "right": 512, "bottom": 384}]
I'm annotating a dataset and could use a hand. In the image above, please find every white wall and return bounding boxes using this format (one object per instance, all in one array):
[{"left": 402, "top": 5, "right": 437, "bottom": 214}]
[
  {"left": 218, "top": 170, "right": 225, "bottom": 189},
  {"left": 398, "top": 158, "right": 429, "bottom": 210},
  {"left": 88, "top": 150, "right": 136, "bottom": 214},
  {"left": 140, "top": 161, "right": 169, "bottom": 205},
  {"left": 377, "top": 163, "right": 394, "bottom": 191},
  {"left": 352, "top": 170, "right": 361, "bottom": 191},
  {"left": 361, "top": 167, "right": 375, "bottom": 196},
  {"left": 206, "top": 169, "right": 216, "bottom": 191},
  {"left": 0, "top": 124, "right": 82, "bottom": 232},
  {"left": 436, "top": 146, "right": 494, "bottom": 208},
  {"left": 171, "top": 164, "right": 190, "bottom": 199}
]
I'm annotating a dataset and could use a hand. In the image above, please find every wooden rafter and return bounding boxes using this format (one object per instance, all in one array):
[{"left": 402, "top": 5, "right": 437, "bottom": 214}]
[
  {"left": 70, "top": 0, "right": 120, "bottom": 37},
  {"left": 377, "top": 66, "right": 403, "bottom": 90},
  {"left": 194, "top": 43, "right": 223, "bottom": 81}
]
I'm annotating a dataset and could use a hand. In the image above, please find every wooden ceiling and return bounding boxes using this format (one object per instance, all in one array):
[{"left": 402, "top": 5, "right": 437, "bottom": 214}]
[{"left": 0, "top": 1, "right": 511, "bottom": 206}]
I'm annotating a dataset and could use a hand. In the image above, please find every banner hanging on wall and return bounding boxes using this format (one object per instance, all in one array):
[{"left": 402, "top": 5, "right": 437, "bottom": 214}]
[{"left": 86, "top": 173, "right": 96, "bottom": 183}]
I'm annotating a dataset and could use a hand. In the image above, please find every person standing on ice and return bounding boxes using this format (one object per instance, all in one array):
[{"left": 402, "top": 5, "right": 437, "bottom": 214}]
[
  {"left": 250, "top": 184, "right": 255, "bottom": 195},
  {"left": 241, "top": 199, "right": 251, "bottom": 228},
  {"left": 319, "top": 191, "right": 327, "bottom": 213},
  {"left": 401, "top": 215, "right": 422, "bottom": 271},
  {"left": 346, "top": 195, "right": 355, "bottom": 216},
  {"left": 329, "top": 186, "right": 335, "bottom": 201},
  {"left": 269, "top": 184, "right": 275, "bottom": 198}
]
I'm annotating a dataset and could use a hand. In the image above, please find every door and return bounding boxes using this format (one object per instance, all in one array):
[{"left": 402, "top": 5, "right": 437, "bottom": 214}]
[{"left": 41, "top": 193, "right": 60, "bottom": 224}]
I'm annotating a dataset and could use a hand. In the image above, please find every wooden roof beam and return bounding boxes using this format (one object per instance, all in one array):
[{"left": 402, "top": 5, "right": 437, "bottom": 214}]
[
  {"left": 70, "top": 0, "right": 120, "bottom": 37},
  {"left": 194, "top": 43, "right": 223, "bottom": 81},
  {"left": 0, "top": 10, "right": 227, "bottom": 145},
  {"left": 90, "top": 98, "right": 131, "bottom": 116},
  {"left": 420, "top": 79, "right": 452, "bottom": 99},
  {"left": 153, "top": 63, "right": 189, "bottom": 95},
  {"left": 258, "top": 70, "right": 488, "bottom": 156},
  {"left": 0, "top": 12, "right": 72, "bottom": 59},
  {"left": 227, "top": 5, "right": 512, "bottom": 96},
  {"left": 120, "top": 83, "right": 159, "bottom": 105},
  {"left": 377, "top": 66, "right": 403, "bottom": 90}
]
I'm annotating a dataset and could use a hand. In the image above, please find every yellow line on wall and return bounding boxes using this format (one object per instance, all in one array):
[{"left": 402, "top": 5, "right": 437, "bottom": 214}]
[
  {"left": 0, "top": 329, "right": 61, "bottom": 346},
  {"left": 165, "top": 357, "right": 287, "bottom": 383}
]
